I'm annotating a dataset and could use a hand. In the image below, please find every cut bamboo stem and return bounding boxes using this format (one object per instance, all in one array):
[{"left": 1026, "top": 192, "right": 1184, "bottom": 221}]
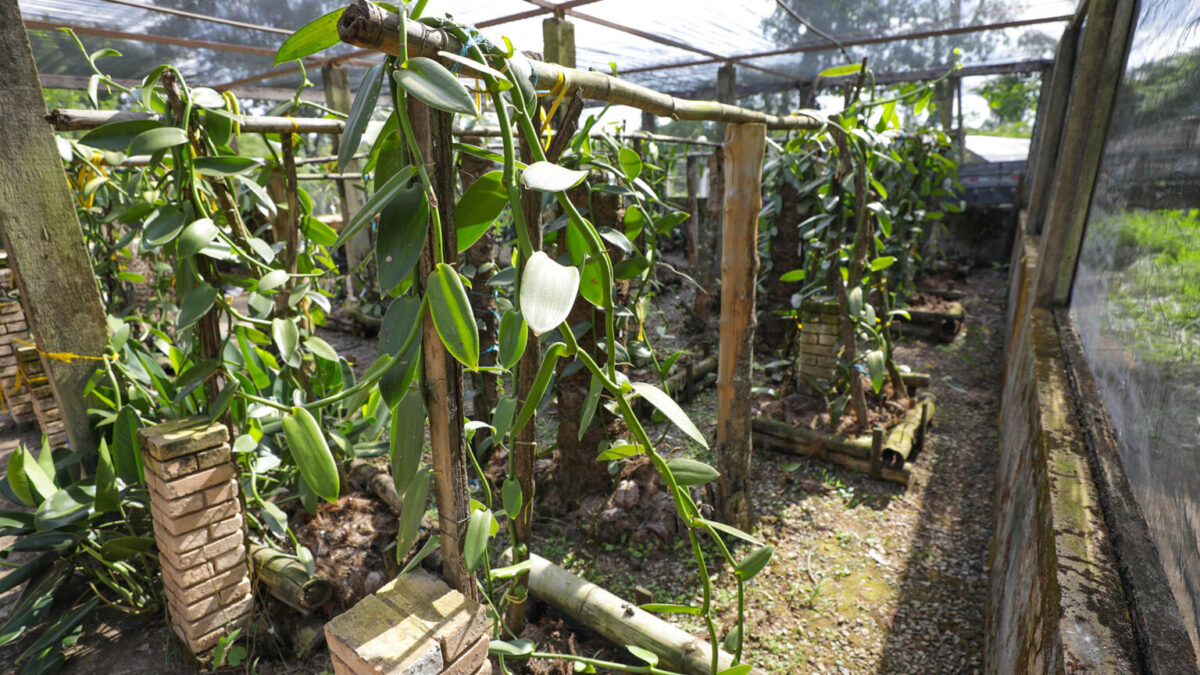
[
  {"left": 881, "top": 394, "right": 936, "bottom": 468},
  {"left": 46, "top": 108, "right": 345, "bottom": 134},
  {"left": 751, "top": 417, "right": 914, "bottom": 486},
  {"left": 248, "top": 543, "right": 335, "bottom": 613},
  {"left": 515, "top": 553, "right": 758, "bottom": 675},
  {"left": 336, "top": 0, "right": 819, "bottom": 130}
]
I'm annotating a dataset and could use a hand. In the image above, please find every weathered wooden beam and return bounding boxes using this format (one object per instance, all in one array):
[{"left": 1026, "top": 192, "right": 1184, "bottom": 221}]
[
  {"left": 336, "top": 1, "right": 819, "bottom": 130},
  {"left": 1025, "top": 26, "right": 1079, "bottom": 233},
  {"left": 323, "top": 63, "right": 373, "bottom": 297},
  {"left": 0, "top": 9, "right": 108, "bottom": 454},
  {"left": 715, "top": 122, "right": 766, "bottom": 532}
]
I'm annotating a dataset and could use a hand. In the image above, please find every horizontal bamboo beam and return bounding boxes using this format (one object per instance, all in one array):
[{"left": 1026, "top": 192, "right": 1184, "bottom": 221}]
[
  {"left": 39, "top": 73, "right": 329, "bottom": 104},
  {"left": 46, "top": 108, "right": 345, "bottom": 135},
  {"left": 455, "top": 126, "right": 721, "bottom": 147},
  {"left": 336, "top": 1, "right": 819, "bottom": 130}
]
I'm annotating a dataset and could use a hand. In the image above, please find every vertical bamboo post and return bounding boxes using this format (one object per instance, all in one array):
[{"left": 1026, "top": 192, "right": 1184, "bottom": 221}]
[
  {"left": 322, "top": 63, "right": 371, "bottom": 296},
  {"left": 685, "top": 154, "right": 701, "bottom": 269},
  {"left": 715, "top": 122, "right": 766, "bottom": 533},
  {"left": 694, "top": 64, "right": 737, "bottom": 321},
  {"left": 412, "top": 99, "right": 475, "bottom": 598},
  {"left": 0, "top": 10, "right": 107, "bottom": 454}
]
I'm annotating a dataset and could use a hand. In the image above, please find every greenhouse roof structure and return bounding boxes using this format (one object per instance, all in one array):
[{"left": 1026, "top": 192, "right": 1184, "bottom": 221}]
[{"left": 19, "top": 0, "right": 1074, "bottom": 104}]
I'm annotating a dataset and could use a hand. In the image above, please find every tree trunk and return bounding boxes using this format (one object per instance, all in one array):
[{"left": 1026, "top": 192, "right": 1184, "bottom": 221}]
[
  {"left": 715, "top": 123, "right": 765, "bottom": 533},
  {"left": 0, "top": 8, "right": 108, "bottom": 455},
  {"left": 764, "top": 179, "right": 803, "bottom": 351}
]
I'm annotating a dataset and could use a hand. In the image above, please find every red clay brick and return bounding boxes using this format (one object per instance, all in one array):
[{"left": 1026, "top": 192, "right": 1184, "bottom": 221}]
[
  {"left": 375, "top": 571, "right": 488, "bottom": 662},
  {"left": 151, "top": 463, "right": 235, "bottom": 501},
  {"left": 139, "top": 417, "right": 229, "bottom": 461},
  {"left": 442, "top": 635, "right": 489, "bottom": 675},
  {"left": 208, "top": 514, "right": 243, "bottom": 540},
  {"left": 151, "top": 498, "right": 239, "bottom": 537}
]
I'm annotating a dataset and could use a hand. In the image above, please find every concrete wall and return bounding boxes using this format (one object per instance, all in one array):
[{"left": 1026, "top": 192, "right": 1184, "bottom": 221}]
[{"left": 986, "top": 233, "right": 1140, "bottom": 672}]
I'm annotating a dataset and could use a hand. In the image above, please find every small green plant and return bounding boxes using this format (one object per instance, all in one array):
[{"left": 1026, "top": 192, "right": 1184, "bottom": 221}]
[{"left": 212, "top": 628, "right": 247, "bottom": 670}]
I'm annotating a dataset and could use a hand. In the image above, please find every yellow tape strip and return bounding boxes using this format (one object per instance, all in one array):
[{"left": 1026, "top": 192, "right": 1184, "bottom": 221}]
[{"left": 13, "top": 338, "right": 113, "bottom": 364}]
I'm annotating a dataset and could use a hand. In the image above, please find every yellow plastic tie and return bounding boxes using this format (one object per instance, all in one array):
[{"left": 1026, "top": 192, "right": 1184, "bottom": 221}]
[
  {"left": 539, "top": 72, "right": 568, "bottom": 151},
  {"left": 13, "top": 338, "right": 112, "bottom": 365}
]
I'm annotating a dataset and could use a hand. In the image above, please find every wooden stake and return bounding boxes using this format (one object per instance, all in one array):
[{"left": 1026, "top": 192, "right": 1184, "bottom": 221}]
[
  {"left": 715, "top": 122, "right": 766, "bottom": 532},
  {"left": 322, "top": 63, "right": 372, "bottom": 297},
  {"left": 412, "top": 99, "right": 476, "bottom": 599},
  {"left": 685, "top": 154, "right": 702, "bottom": 269},
  {"left": 0, "top": 8, "right": 108, "bottom": 454}
]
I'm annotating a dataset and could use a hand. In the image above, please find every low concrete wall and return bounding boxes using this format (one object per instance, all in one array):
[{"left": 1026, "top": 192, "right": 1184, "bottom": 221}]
[{"left": 987, "top": 234, "right": 1139, "bottom": 672}]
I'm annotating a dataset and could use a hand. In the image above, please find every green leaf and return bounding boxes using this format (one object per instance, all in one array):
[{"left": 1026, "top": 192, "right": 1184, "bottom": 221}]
[
  {"left": 512, "top": 342, "right": 567, "bottom": 436},
  {"left": 522, "top": 161, "right": 588, "bottom": 192},
  {"left": 193, "top": 155, "right": 261, "bottom": 176},
  {"left": 112, "top": 407, "right": 142, "bottom": 483},
  {"left": 98, "top": 536, "right": 154, "bottom": 562},
  {"left": 780, "top": 268, "right": 805, "bottom": 282},
  {"left": 641, "top": 603, "right": 702, "bottom": 615},
  {"left": 177, "top": 218, "right": 218, "bottom": 258},
  {"left": 520, "top": 251, "right": 580, "bottom": 335},
  {"left": 455, "top": 171, "right": 507, "bottom": 252},
  {"left": 866, "top": 349, "right": 885, "bottom": 394},
  {"left": 334, "top": 165, "right": 417, "bottom": 248},
  {"left": 492, "top": 396, "right": 516, "bottom": 446},
  {"left": 498, "top": 309, "right": 528, "bottom": 370},
  {"left": 0, "top": 552, "right": 54, "bottom": 595},
  {"left": 666, "top": 457, "right": 719, "bottom": 486},
  {"left": 143, "top": 205, "right": 186, "bottom": 246},
  {"left": 128, "top": 126, "right": 187, "bottom": 156},
  {"left": 94, "top": 439, "right": 118, "bottom": 513},
  {"left": 819, "top": 63, "right": 863, "bottom": 77},
  {"left": 427, "top": 263, "right": 480, "bottom": 370},
  {"left": 489, "top": 639, "right": 535, "bottom": 657},
  {"left": 5, "top": 447, "right": 36, "bottom": 507},
  {"left": 631, "top": 382, "right": 707, "bottom": 448},
  {"left": 282, "top": 407, "right": 340, "bottom": 503},
  {"left": 578, "top": 259, "right": 604, "bottom": 308},
  {"left": 339, "top": 63, "right": 385, "bottom": 171},
  {"left": 377, "top": 183, "right": 429, "bottom": 294},
  {"left": 274, "top": 7, "right": 346, "bottom": 65},
  {"left": 653, "top": 211, "right": 689, "bottom": 235},
  {"left": 464, "top": 508, "right": 491, "bottom": 571},
  {"left": 502, "top": 477, "right": 522, "bottom": 519},
  {"left": 177, "top": 283, "right": 217, "bottom": 332},
  {"left": 626, "top": 645, "right": 658, "bottom": 666},
  {"left": 396, "top": 466, "right": 431, "bottom": 560},
  {"left": 623, "top": 204, "right": 645, "bottom": 240},
  {"left": 596, "top": 444, "right": 642, "bottom": 460},
  {"left": 870, "top": 256, "right": 896, "bottom": 272},
  {"left": 436, "top": 51, "right": 512, "bottom": 86},
  {"left": 34, "top": 485, "right": 91, "bottom": 530},
  {"left": 696, "top": 517, "right": 765, "bottom": 546},
  {"left": 617, "top": 147, "right": 643, "bottom": 181},
  {"left": 379, "top": 296, "right": 422, "bottom": 407},
  {"left": 490, "top": 558, "right": 533, "bottom": 579},
  {"left": 735, "top": 545, "right": 774, "bottom": 581},
  {"left": 399, "top": 537, "right": 440, "bottom": 576},
  {"left": 848, "top": 285, "right": 863, "bottom": 319},
  {"left": 272, "top": 317, "right": 300, "bottom": 368},
  {"left": 394, "top": 57, "right": 477, "bottom": 116},
  {"left": 390, "top": 388, "right": 425, "bottom": 495},
  {"left": 79, "top": 119, "right": 162, "bottom": 151},
  {"left": 578, "top": 375, "right": 603, "bottom": 441},
  {"left": 613, "top": 255, "right": 650, "bottom": 280},
  {"left": 17, "top": 596, "right": 100, "bottom": 663},
  {"left": 305, "top": 336, "right": 338, "bottom": 362},
  {"left": 718, "top": 665, "right": 754, "bottom": 675},
  {"left": 258, "top": 269, "right": 289, "bottom": 293},
  {"left": 208, "top": 379, "right": 240, "bottom": 422}
]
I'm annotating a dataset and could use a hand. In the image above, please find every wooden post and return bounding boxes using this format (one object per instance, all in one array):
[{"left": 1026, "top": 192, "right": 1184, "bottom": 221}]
[
  {"left": 1020, "top": 65, "right": 1055, "bottom": 208},
  {"left": 323, "top": 63, "right": 371, "bottom": 297},
  {"left": 0, "top": 10, "right": 107, "bottom": 454},
  {"left": 411, "top": 99, "right": 476, "bottom": 599},
  {"left": 1025, "top": 23, "right": 1079, "bottom": 233},
  {"left": 715, "top": 123, "right": 766, "bottom": 532},
  {"left": 1043, "top": 0, "right": 1136, "bottom": 305},
  {"left": 694, "top": 65, "right": 735, "bottom": 321},
  {"left": 685, "top": 154, "right": 702, "bottom": 268},
  {"left": 1034, "top": 0, "right": 1131, "bottom": 307}
]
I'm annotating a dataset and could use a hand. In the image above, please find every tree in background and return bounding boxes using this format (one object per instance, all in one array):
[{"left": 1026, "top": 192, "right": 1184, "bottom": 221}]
[{"left": 977, "top": 73, "right": 1039, "bottom": 133}]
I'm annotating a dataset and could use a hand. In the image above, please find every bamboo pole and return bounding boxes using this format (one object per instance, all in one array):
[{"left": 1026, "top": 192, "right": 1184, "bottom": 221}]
[
  {"left": 336, "top": 0, "right": 819, "bottom": 130},
  {"left": 880, "top": 395, "right": 936, "bottom": 468},
  {"left": 715, "top": 123, "right": 766, "bottom": 532},
  {"left": 515, "top": 553, "right": 754, "bottom": 675},
  {"left": 248, "top": 543, "right": 335, "bottom": 612},
  {"left": 751, "top": 418, "right": 912, "bottom": 486},
  {"left": 46, "top": 108, "right": 345, "bottom": 135}
]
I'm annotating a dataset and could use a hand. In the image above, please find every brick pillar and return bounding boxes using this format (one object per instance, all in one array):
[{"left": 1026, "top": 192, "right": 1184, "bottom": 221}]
[
  {"left": 326, "top": 570, "right": 490, "bottom": 675},
  {"left": 16, "top": 346, "right": 67, "bottom": 446},
  {"left": 0, "top": 267, "right": 35, "bottom": 426},
  {"left": 799, "top": 298, "right": 839, "bottom": 393},
  {"left": 139, "top": 417, "right": 252, "bottom": 656}
]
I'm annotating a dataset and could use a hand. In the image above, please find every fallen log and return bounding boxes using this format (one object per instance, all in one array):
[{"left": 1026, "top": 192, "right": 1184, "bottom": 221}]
[
  {"left": 751, "top": 417, "right": 913, "bottom": 485},
  {"left": 348, "top": 459, "right": 403, "bottom": 515},
  {"left": 900, "top": 372, "right": 931, "bottom": 389},
  {"left": 248, "top": 543, "right": 335, "bottom": 613},
  {"left": 664, "top": 354, "right": 718, "bottom": 400},
  {"left": 894, "top": 302, "right": 964, "bottom": 343},
  {"left": 881, "top": 394, "right": 936, "bottom": 468},
  {"left": 515, "top": 553, "right": 758, "bottom": 675}
]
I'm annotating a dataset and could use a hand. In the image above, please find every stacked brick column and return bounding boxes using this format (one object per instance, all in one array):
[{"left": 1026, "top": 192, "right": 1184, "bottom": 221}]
[
  {"left": 139, "top": 417, "right": 252, "bottom": 656},
  {"left": 15, "top": 346, "right": 67, "bottom": 446},
  {"left": 0, "top": 267, "right": 36, "bottom": 426},
  {"left": 326, "top": 570, "right": 491, "bottom": 675},
  {"left": 798, "top": 298, "right": 840, "bottom": 393}
]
